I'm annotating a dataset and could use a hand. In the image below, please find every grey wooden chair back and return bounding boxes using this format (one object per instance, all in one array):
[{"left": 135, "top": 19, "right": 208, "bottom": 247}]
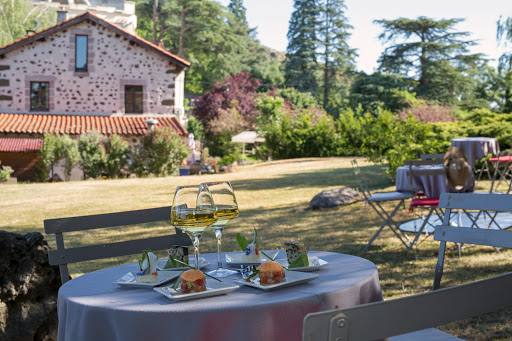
[
  {"left": 44, "top": 206, "right": 192, "bottom": 284},
  {"left": 302, "top": 272, "right": 512, "bottom": 341},
  {"left": 433, "top": 193, "right": 512, "bottom": 290}
]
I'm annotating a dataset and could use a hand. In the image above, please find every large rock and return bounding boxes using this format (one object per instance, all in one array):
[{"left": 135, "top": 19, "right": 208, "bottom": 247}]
[
  {"left": 0, "top": 231, "right": 61, "bottom": 341},
  {"left": 309, "top": 187, "right": 363, "bottom": 210}
]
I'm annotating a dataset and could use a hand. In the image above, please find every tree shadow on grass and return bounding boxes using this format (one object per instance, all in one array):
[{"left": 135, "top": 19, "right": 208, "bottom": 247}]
[{"left": 230, "top": 164, "right": 392, "bottom": 192}]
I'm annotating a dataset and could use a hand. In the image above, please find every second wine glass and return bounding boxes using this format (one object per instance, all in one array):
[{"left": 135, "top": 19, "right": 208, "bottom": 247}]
[
  {"left": 204, "top": 181, "right": 239, "bottom": 277},
  {"left": 170, "top": 184, "right": 217, "bottom": 269}
]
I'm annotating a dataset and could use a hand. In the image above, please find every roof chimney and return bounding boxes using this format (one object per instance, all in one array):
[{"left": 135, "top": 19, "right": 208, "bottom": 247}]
[
  {"left": 57, "top": 7, "right": 69, "bottom": 23},
  {"left": 146, "top": 118, "right": 158, "bottom": 131}
]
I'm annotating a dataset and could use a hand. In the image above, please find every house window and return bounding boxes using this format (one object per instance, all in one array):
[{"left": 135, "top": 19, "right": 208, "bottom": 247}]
[
  {"left": 75, "top": 35, "right": 88, "bottom": 72},
  {"left": 125, "top": 85, "right": 143, "bottom": 114},
  {"left": 30, "top": 82, "right": 49, "bottom": 111}
]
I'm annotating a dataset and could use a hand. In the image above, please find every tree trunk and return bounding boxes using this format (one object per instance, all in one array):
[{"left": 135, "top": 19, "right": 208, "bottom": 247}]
[
  {"left": 323, "top": 1, "right": 330, "bottom": 109},
  {"left": 178, "top": 6, "right": 186, "bottom": 58},
  {"left": 152, "top": 0, "right": 158, "bottom": 43}
]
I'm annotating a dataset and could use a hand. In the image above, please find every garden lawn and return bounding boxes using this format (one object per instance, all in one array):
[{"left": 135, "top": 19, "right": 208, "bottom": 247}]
[{"left": 1, "top": 157, "right": 511, "bottom": 340}]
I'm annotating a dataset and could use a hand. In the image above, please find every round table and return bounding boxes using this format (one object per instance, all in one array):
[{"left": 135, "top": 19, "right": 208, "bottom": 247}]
[
  {"left": 57, "top": 251, "right": 383, "bottom": 341},
  {"left": 395, "top": 165, "right": 474, "bottom": 198},
  {"left": 451, "top": 137, "right": 500, "bottom": 168}
]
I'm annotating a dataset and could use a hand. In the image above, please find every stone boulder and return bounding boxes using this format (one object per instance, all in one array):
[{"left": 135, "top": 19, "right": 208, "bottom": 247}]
[
  {"left": 0, "top": 231, "right": 61, "bottom": 341},
  {"left": 309, "top": 187, "right": 363, "bottom": 210}
]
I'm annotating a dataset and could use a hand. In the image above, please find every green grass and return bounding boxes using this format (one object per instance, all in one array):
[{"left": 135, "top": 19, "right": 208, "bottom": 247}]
[{"left": 1, "top": 157, "right": 511, "bottom": 340}]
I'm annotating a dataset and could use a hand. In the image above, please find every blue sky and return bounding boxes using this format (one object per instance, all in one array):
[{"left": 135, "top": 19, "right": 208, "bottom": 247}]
[{"left": 217, "top": 0, "right": 512, "bottom": 74}]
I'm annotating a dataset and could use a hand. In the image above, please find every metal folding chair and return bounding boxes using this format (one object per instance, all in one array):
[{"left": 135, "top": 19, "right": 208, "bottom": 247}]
[
  {"left": 489, "top": 150, "right": 512, "bottom": 194},
  {"left": 405, "top": 159, "right": 445, "bottom": 251},
  {"left": 351, "top": 160, "right": 414, "bottom": 252}
]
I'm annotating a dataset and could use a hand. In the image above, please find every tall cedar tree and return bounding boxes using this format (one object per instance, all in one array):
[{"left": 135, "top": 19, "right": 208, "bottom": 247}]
[
  {"left": 375, "top": 17, "right": 484, "bottom": 104},
  {"left": 228, "top": 0, "right": 248, "bottom": 26},
  {"left": 318, "top": 0, "right": 356, "bottom": 114},
  {"left": 285, "top": 0, "right": 320, "bottom": 94},
  {"left": 497, "top": 16, "right": 512, "bottom": 113}
]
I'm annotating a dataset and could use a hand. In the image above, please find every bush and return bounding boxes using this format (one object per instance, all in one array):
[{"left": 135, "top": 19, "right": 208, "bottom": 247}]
[
  {"left": 104, "top": 135, "right": 129, "bottom": 178},
  {"left": 57, "top": 135, "right": 80, "bottom": 181},
  {"left": 78, "top": 130, "right": 107, "bottom": 179},
  {"left": 36, "top": 134, "right": 59, "bottom": 182},
  {"left": 35, "top": 134, "right": 79, "bottom": 181},
  {"left": 131, "top": 127, "right": 189, "bottom": 177},
  {"left": 0, "top": 161, "right": 13, "bottom": 181}
]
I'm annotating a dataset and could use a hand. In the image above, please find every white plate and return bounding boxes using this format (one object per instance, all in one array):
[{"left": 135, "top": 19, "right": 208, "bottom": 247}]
[
  {"left": 234, "top": 270, "right": 319, "bottom": 291},
  {"left": 113, "top": 271, "right": 181, "bottom": 288},
  {"left": 225, "top": 250, "right": 280, "bottom": 266},
  {"left": 153, "top": 278, "right": 239, "bottom": 301},
  {"left": 275, "top": 256, "right": 328, "bottom": 272},
  {"left": 156, "top": 257, "right": 209, "bottom": 271}
]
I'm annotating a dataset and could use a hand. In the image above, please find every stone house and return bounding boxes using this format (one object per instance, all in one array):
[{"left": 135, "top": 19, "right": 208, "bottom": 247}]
[{"left": 0, "top": 11, "right": 190, "bottom": 181}]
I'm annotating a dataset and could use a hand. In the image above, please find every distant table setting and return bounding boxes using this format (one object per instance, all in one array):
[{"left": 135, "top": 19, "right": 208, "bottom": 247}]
[
  {"left": 395, "top": 164, "right": 474, "bottom": 198},
  {"left": 451, "top": 137, "right": 500, "bottom": 168},
  {"left": 57, "top": 251, "right": 383, "bottom": 341}
]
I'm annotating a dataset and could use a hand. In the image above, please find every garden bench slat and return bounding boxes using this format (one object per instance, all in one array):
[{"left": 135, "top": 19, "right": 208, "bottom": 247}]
[{"left": 434, "top": 225, "right": 512, "bottom": 249}]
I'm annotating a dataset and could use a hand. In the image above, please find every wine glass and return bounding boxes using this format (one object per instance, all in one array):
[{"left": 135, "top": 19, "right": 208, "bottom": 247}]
[
  {"left": 171, "top": 184, "right": 217, "bottom": 269},
  {"left": 203, "top": 181, "right": 239, "bottom": 277}
]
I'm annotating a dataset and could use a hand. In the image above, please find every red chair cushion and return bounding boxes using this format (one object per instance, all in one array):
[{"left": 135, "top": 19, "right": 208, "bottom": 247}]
[
  {"left": 409, "top": 198, "right": 439, "bottom": 211},
  {"left": 489, "top": 155, "right": 512, "bottom": 162}
]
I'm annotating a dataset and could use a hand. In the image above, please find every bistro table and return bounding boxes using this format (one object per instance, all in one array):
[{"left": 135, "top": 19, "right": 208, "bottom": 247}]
[
  {"left": 395, "top": 164, "right": 474, "bottom": 198},
  {"left": 57, "top": 251, "right": 384, "bottom": 341},
  {"left": 451, "top": 137, "right": 500, "bottom": 168}
]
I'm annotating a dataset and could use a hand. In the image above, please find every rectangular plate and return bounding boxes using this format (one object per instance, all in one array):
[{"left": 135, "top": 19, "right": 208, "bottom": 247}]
[
  {"left": 156, "top": 257, "right": 209, "bottom": 271},
  {"left": 225, "top": 250, "right": 280, "bottom": 266},
  {"left": 234, "top": 270, "right": 319, "bottom": 291},
  {"left": 154, "top": 278, "right": 239, "bottom": 301},
  {"left": 113, "top": 271, "right": 181, "bottom": 288},
  {"left": 274, "top": 256, "right": 328, "bottom": 272}
]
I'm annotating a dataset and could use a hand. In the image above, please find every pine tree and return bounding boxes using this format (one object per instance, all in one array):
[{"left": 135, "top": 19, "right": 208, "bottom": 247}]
[
  {"left": 228, "top": 0, "right": 248, "bottom": 27},
  {"left": 318, "top": 0, "right": 356, "bottom": 114},
  {"left": 374, "top": 17, "right": 484, "bottom": 104},
  {"left": 285, "top": 0, "right": 320, "bottom": 94}
]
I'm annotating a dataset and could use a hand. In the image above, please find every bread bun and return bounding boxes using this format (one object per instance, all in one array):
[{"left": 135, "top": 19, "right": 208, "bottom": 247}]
[
  {"left": 257, "top": 261, "right": 284, "bottom": 272},
  {"left": 181, "top": 269, "right": 205, "bottom": 282}
]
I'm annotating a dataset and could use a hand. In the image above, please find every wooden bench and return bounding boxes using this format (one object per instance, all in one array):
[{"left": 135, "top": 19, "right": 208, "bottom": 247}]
[{"left": 44, "top": 206, "right": 191, "bottom": 284}]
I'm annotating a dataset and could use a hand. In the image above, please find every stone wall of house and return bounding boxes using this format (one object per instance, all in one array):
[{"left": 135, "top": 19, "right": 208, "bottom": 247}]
[{"left": 0, "top": 20, "right": 183, "bottom": 116}]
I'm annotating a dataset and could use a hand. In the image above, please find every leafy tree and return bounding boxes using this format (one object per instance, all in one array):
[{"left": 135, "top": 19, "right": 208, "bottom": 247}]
[
  {"left": 0, "top": 0, "right": 56, "bottom": 46},
  {"left": 349, "top": 72, "right": 416, "bottom": 113},
  {"left": 497, "top": 16, "right": 512, "bottom": 113},
  {"left": 285, "top": 0, "right": 320, "bottom": 94},
  {"left": 56, "top": 135, "right": 80, "bottom": 181},
  {"left": 186, "top": 117, "right": 204, "bottom": 141},
  {"left": 374, "top": 17, "right": 484, "bottom": 104},
  {"left": 194, "top": 72, "right": 261, "bottom": 132},
  {"left": 131, "top": 127, "right": 189, "bottom": 177},
  {"left": 104, "top": 135, "right": 129, "bottom": 178},
  {"left": 78, "top": 130, "right": 107, "bottom": 179},
  {"left": 317, "top": 0, "right": 356, "bottom": 115},
  {"left": 275, "top": 87, "right": 319, "bottom": 110}
]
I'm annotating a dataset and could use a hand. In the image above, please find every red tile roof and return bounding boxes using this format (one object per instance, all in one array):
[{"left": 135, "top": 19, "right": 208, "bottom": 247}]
[
  {"left": 0, "top": 113, "right": 187, "bottom": 137},
  {"left": 0, "top": 12, "right": 190, "bottom": 68},
  {"left": 0, "top": 138, "right": 43, "bottom": 152}
]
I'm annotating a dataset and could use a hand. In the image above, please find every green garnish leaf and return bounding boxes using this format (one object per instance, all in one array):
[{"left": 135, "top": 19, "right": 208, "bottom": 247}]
[
  {"left": 236, "top": 233, "right": 248, "bottom": 251},
  {"left": 171, "top": 273, "right": 183, "bottom": 289},
  {"left": 164, "top": 255, "right": 180, "bottom": 269},
  {"left": 289, "top": 253, "right": 309, "bottom": 269},
  {"left": 138, "top": 248, "right": 153, "bottom": 272}
]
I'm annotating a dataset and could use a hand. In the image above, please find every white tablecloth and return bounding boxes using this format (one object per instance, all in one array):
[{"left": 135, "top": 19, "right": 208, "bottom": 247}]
[
  {"left": 451, "top": 137, "right": 500, "bottom": 167},
  {"left": 395, "top": 165, "right": 474, "bottom": 198},
  {"left": 57, "top": 251, "right": 383, "bottom": 341}
]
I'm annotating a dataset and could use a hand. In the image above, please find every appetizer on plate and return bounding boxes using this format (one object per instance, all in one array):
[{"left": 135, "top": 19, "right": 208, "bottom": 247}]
[
  {"left": 180, "top": 269, "right": 207, "bottom": 293},
  {"left": 136, "top": 249, "right": 158, "bottom": 283},
  {"left": 285, "top": 242, "right": 309, "bottom": 269},
  {"left": 257, "top": 261, "right": 286, "bottom": 285},
  {"left": 164, "top": 245, "right": 190, "bottom": 269},
  {"left": 236, "top": 228, "right": 261, "bottom": 262}
]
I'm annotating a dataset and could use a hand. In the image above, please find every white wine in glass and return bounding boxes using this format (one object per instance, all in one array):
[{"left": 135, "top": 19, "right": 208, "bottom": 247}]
[
  {"left": 171, "top": 185, "right": 217, "bottom": 269},
  {"left": 203, "top": 181, "right": 239, "bottom": 277}
]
